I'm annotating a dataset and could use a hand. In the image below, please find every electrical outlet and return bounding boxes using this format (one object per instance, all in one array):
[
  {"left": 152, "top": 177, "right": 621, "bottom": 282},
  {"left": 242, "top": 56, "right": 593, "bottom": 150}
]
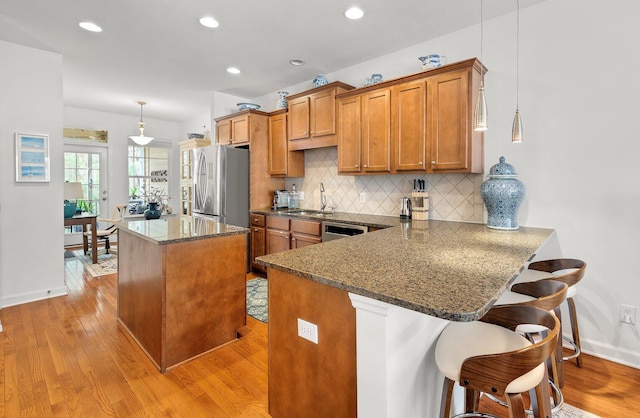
[
  {"left": 297, "top": 318, "right": 318, "bottom": 344},
  {"left": 359, "top": 192, "right": 366, "bottom": 203},
  {"left": 620, "top": 304, "right": 636, "bottom": 325},
  {"left": 299, "top": 191, "right": 305, "bottom": 201}
]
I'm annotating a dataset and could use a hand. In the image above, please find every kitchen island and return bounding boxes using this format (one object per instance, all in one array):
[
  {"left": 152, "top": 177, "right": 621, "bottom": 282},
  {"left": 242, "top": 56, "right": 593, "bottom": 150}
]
[
  {"left": 117, "top": 216, "right": 249, "bottom": 373},
  {"left": 257, "top": 219, "right": 555, "bottom": 418}
]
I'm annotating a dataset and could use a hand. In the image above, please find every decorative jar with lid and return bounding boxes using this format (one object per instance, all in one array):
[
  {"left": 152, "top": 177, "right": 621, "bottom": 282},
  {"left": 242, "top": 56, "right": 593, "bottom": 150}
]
[
  {"left": 480, "top": 156, "right": 525, "bottom": 230},
  {"left": 276, "top": 91, "right": 289, "bottom": 109}
]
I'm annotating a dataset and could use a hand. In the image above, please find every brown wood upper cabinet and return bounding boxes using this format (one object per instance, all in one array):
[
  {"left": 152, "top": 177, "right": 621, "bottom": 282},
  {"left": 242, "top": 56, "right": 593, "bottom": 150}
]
[
  {"left": 215, "top": 110, "right": 268, "bottom": 146},
  {"left": 268, "top": 110, "right": 304, "bottom": 177},
  {"left": 337, "top": 58, "right": 485, "bottom": 175},
  {"left": 287, "top": 82, "right": 355, "bottom": 151},
  {"left": 337, "top": 89, "right": 392, "bottom": 174}
]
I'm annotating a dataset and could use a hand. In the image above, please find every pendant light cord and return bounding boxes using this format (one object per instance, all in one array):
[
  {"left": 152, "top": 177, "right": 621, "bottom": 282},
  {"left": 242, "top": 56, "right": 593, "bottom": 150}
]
[
  {"left": 480, "top": 0, "right": 484, "bottom": 84},
  {"left": 516, "top": 0, "right": 520, "bottom": 111}
]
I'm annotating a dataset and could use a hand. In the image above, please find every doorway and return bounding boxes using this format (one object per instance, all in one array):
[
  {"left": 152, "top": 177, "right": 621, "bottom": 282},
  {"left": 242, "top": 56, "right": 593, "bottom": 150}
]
[{"left": 64, "top": 145, "right": 108, "bottom": 247}]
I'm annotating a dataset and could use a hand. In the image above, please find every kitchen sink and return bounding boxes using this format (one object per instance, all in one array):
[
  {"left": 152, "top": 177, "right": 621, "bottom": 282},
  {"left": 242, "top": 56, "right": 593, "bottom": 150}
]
[{"left": 284, "top": 209, "right": 334, "bottom": 217}]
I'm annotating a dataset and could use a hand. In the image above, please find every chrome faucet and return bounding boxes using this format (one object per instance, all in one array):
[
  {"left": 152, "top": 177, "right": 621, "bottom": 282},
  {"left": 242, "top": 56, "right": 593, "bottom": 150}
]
[{"left": 320, "top": 182, "right": 328, "bottom": 213}]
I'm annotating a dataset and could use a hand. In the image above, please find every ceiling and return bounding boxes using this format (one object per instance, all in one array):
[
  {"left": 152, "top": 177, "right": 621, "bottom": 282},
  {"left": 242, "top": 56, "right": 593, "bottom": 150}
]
[{"left": 0, "top": 0, "right": 546, "bottom": 122}]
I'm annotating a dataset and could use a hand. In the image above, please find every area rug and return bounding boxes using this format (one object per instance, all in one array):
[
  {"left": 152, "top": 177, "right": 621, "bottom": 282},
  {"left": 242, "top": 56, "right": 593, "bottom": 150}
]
[
  {"left": 70, "top": 250, "right": 118, "bottom": 277},
  {"left": 525, "top": 403, "right": 600, "bottom": 418},
  {"left": 247, "top": 277, "right": 268, "bottom": 323}
]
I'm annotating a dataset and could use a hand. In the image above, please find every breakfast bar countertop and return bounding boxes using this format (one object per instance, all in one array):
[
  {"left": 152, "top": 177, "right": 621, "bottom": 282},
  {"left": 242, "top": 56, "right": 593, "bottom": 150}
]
[
  {"left": 117, "top": 216, "right": 249, "bottom": 245},
  {"left": 257, "top": 219, "right": 555, "bottom": 321}
]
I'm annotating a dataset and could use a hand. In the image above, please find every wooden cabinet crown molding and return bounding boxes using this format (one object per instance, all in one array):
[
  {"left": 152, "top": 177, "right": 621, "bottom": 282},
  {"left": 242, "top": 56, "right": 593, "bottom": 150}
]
[
  {"left": 336, "top": 58, "right": 486, "bottom": 100},
  {"left": 214, "top": 108, "right": 269, "bottom": 121},
  {"left": 285, "top": 81, "right": 355, "bottom": 101}
]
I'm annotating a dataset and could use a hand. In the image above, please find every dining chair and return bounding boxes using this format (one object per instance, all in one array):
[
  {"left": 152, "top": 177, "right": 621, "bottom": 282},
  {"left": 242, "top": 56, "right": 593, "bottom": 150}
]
[{"left": 83, "top": 204, "right": 127, "bottom": 255}]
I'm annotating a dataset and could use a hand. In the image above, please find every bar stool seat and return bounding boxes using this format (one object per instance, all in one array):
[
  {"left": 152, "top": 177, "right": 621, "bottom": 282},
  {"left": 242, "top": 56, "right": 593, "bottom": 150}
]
[{"left": 435, "top": 305, "right": 560, "bottom": 418}]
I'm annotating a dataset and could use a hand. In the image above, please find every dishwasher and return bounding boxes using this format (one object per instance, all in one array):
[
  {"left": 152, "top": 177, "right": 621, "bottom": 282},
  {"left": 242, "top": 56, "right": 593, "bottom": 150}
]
[{"left": 321, "top": 221, "right": 368, "bottom": 242}]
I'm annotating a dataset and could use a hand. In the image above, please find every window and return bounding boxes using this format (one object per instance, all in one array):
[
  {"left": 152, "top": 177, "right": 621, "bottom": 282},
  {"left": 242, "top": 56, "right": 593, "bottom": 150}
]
[{"left": 128, "top": 143, "right": 170, "bottom": 214}]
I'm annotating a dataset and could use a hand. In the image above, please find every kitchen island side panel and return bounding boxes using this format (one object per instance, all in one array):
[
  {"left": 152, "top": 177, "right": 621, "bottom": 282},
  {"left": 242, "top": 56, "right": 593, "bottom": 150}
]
[
  {"left": 164, "top": 233, "right": 247, "bottom": 367},
  {"left": 117, "top": 228, "right": 164, "bottom": 369},
  {"left": 268, "top": 268, "right": 357, "bottom": 418}
]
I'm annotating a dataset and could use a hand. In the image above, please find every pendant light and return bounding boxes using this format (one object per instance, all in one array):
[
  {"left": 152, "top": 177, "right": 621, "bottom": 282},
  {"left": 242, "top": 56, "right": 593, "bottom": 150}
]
[
  {"left": 512, "top": 0, "right": 523, "bottom": 143},
  {"left": 473, "top": 0, "right": 488, "bottom": 131},
  {"left": 129, "top": 101, "right": 154, "bottom": 146}
]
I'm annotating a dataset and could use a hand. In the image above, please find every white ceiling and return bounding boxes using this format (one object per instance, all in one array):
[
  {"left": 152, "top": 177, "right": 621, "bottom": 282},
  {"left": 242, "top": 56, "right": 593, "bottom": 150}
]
[{"left": 0, "top": 0, "right": 546, "bottom": 122}]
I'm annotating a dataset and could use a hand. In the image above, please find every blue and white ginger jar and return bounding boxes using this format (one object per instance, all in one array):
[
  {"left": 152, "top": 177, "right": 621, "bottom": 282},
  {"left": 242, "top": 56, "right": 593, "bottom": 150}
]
[{"left": 480, "top": 156, "right": 525, "bottom": 230}]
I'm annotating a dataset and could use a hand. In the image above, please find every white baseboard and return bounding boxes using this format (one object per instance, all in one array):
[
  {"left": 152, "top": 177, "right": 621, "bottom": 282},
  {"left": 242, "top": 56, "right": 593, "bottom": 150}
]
[
  {"left": 576, "top": 334, "right": 640, "bottom": 370},
  {"left": 2, "top": 287, "right": 68, "bottom": 308}
]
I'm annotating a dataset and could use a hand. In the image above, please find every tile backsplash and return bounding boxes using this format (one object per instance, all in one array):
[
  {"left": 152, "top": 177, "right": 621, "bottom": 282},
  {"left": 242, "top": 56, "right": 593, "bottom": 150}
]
[{"left": 284, "top": 148, "right": 485, "bottom": 223}]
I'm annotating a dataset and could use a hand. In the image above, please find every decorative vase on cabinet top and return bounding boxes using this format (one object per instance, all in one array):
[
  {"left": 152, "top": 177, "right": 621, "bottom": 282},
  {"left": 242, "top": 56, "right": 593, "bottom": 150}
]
[
  {"left": 480, "top": 156, "right": 525, "bottom": 230},
  {"left": 276, "top": 91, "right": 289, "bottom": 109}
]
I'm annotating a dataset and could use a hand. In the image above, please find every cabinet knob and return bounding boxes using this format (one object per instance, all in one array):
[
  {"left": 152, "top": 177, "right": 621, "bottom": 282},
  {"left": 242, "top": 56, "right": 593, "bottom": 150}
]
[
  {"left": 355, "top": 164, "right": 359, "bottom": 168},
  {"left": 363, "top": 164, "right": 368, "bottom": 168},
  {"left": 292, "top": 238, "right": 296, "bottom": 241},
  {"left": 282, "top": 169, "right": 286, "bottom": 172},
  {"left": 418, "top": 161, "right": 423, "bottom": 165},
  {"left": 431, "top": 161, "right": 436, "bottom": 165},
  {"left": 254, "top": 228, "right": 259, "bottom": 232}
]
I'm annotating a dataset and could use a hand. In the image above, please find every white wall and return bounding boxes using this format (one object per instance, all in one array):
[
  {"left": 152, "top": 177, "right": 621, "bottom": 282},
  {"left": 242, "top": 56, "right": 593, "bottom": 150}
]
[
  {"left": 0, "top": 41, "right": 66, "bottom": 307},
  {"left": 252, "top": 0, "right": 640, "bottom": 367}
]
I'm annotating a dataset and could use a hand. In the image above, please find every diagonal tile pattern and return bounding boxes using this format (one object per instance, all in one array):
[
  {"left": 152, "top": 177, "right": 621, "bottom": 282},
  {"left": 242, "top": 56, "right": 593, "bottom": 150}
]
[{"left": 285, "top": 148, "right": 485, "bottom": 223}]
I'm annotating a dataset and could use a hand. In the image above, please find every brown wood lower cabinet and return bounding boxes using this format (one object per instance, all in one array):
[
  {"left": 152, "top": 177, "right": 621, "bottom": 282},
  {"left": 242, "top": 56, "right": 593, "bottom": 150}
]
[
  {"left": 250, "top": 214, "right": 266, "bottom": 273},
  {"left": 268, "top": 268, "right": 356, "bottom": 418},
  {"left": 263, "top": 215, "right": 323, "bottom": 256},
  {"left": 117, "top": 228, "right": 247, "bottom": 373},
  {"left": 266, "top": 216, "right": 290, "bottom": 255},
  {"left": 290, "top": 218, "right": 322, "bottom": 249}
]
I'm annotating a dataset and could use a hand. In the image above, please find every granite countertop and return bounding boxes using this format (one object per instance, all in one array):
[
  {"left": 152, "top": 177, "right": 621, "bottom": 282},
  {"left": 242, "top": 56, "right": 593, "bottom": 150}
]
[
  {"left": 256, "top": 219, "right": 555, "bottom": 321},
  {"left": 251, "top": 208, "right": 402, "bottom": 229},
  {"left": 117, "top": 216, "right": 249, "bottom": 245}
]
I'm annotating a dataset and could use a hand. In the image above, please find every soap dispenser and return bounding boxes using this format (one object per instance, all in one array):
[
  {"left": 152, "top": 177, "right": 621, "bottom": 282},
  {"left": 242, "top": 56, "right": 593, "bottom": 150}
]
[{"left": 288, "top": 184, "right": 300, "bottom": 209}]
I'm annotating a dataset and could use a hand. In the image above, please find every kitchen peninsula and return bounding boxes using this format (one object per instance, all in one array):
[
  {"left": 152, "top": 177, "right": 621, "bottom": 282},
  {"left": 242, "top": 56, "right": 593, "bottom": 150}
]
[
  {"left": 117, "top": 216, "right": 249, "bottom": 373},
  {"left": 257, "top": 219, "right": 555, "bottom": 418}
]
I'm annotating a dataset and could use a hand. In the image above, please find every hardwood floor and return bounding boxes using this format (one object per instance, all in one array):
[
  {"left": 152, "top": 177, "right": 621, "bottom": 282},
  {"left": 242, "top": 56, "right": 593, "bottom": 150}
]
[{"left": 0, "top": 257, "right": 637, "bottom": 417}]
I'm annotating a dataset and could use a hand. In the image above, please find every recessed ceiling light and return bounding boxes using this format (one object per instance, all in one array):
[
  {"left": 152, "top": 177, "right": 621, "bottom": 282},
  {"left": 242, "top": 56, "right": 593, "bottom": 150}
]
[
  {"left": 289, "top": 59, "right": 305, "bottom": 66},
  {"left": 79, "top": 22, "right": 103, "bottom": 32},
  {"left": 344, "top": 7, "right": 364, "bottom": 20},
  {"left": 199, "top": 16, "right": 219, "bottom": 28},
  {"left": 227, "top": 67, "right": 241, "bottom": 74}
]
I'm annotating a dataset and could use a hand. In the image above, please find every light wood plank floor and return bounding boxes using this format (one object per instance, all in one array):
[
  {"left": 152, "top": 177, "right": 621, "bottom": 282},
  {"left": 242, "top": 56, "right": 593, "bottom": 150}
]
[{"left": 0, "top": 256, "right": 637, "bottom": 417}]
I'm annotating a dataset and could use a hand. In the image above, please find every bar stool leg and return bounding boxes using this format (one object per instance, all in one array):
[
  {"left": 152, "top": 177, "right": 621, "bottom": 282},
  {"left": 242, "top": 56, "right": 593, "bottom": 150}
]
[{"left": 566, "top": 297, "right": 583, "bottom": 367}]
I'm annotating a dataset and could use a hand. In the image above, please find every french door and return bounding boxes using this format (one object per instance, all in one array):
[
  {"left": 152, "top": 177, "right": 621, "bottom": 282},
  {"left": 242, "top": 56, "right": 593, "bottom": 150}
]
[{"left": 63, "top": 145, "right": 108, "bottom": 246}]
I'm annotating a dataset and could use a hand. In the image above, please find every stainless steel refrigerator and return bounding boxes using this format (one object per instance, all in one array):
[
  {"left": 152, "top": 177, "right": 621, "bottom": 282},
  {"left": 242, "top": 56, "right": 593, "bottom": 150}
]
[{"left": 191, "top": 145, "right": 249, "bottom": 228}]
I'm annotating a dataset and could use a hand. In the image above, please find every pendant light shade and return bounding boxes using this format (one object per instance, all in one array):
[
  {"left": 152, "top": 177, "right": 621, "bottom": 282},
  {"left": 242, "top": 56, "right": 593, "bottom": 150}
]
[
  {"left": 512, "top": 110, "right": 523, "bottom": 143},
  {"left": 129, "top": 101, "right": 154, "bottom": 146},
  {"left": 512, "top": 0, "right": 523, "bottom": 143},
  {"left": 473, "top": 0, "right": 488, "bottom": 132},
  {"left": 473, "top": 83, "right": 488, "bottom": 131}
]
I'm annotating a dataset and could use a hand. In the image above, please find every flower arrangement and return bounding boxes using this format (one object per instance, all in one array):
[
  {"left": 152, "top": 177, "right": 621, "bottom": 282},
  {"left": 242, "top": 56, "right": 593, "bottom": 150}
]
[{"left": 143, "top": 187, "right": 168, "bottom": 204}]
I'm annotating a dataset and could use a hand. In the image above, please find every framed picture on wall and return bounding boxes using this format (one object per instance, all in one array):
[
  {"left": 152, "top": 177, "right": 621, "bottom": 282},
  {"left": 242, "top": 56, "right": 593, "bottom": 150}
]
[{"left": 15, "top": 132, "right": 50, "bottom": 182}]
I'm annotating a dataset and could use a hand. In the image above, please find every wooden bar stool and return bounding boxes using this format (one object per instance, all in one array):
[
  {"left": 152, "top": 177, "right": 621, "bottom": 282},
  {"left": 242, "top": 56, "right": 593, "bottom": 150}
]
[
  {"left": 435, "top": 305, "right": 560, "bottom": 418},
  {"left": 494, "top": 280, "right": 568, "bottom": 410},
  {"left": 517, "top": 259, "right": 586, "bottom": 367}
]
